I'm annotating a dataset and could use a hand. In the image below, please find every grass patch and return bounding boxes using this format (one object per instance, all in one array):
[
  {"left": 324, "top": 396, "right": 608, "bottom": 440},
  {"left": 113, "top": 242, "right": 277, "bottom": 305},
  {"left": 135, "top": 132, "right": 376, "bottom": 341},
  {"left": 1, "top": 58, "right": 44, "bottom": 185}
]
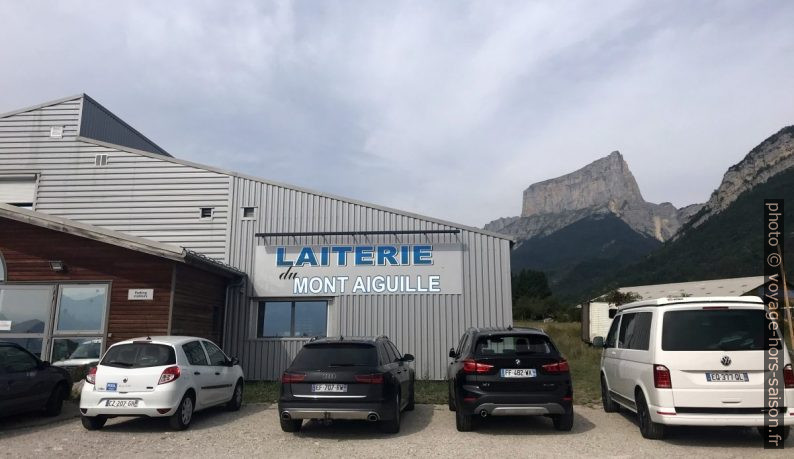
[
  {"left": 243, "top": 381, "right": 279, "bottom": 404},
  {"left": 414, "top": 380, "right": 448, "bottom": 405}
]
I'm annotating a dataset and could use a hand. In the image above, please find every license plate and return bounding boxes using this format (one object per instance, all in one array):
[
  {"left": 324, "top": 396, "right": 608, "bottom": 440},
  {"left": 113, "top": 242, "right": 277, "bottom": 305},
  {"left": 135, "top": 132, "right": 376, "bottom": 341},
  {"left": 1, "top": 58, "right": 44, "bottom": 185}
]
[
  {"left": 105, "top": 399, "right": 138, "bottom": 407},
  {"left": 311, "top": 384, "right": 348, "bottom": 392},
  {"left": 501, "top": 368, "right": 537, "bottom": 378},
  {"left": 705, "top": 372, "right": 749, "bottom": 382}
]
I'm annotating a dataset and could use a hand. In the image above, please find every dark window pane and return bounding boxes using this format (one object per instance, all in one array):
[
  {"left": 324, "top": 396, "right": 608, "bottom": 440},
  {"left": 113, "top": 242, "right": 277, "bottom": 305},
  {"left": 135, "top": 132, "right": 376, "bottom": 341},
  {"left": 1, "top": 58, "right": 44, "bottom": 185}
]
[
  {"left": 57, "top": 285, "right": 107, "bottom": 332},
  {"left": 182, "top": 341, "right": 209, "bottom": 366},
  {"left": 605, "top": 316, "right": 620, "bottom": 348},
  {"left": 475, "top": 334, "right": 555, "bottom": 356},
  {"left": 662, "top": 309, "right": 778, "bottom": 351},
  {"left": 293, "top": 301, "right": 327, "bottom": 337},
  {"left": 259, "top": 301, "right": 292, "bottom": 337},
  {"left": 388, "top": 342, "right": 402, "bottom": 360},
  {"left": 618, "top": 313, "right": 636, "bottom": 349},
  {"left": 52, "top": 337, "right": 102, "bottom": 364},
  {"left": 101, "top": 343, "right": 176, "bottom": 368},
  {"left": 203, "top": 341, "right": 227, "bottom": 366},
  {"left": 1, "top": 338, "right": 43, "bottom": 358},
  {"left": 291, "top": 344, "right": 378, "bottom": 369},
  {"left": 626, "top": 312, "right": 652, "bottom": 350},
  {"left": 383, "top": 343, "right": 397, "bottom": 363},
  {"left": 0, "top": 346, "right": 38, "bottom": 373}
]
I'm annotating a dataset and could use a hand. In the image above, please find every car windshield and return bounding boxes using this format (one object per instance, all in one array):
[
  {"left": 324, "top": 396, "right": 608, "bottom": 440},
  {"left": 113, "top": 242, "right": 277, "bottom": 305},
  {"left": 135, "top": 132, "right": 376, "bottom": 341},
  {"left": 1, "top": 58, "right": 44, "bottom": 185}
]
[
  {"left": 70, "top": 341, "right": 101, "bottom": 359},
  {"left": 475, "top": 334, "right": 555, "bottom": 356},
  {"left": 662, "top": 309, "right": 781, "bottom": 351},
  {"left": 290, "top": 343, "right": 377, "bottom": 369},
  {"left": 100, "top": 343, "right": 176, "bottom": 368}
]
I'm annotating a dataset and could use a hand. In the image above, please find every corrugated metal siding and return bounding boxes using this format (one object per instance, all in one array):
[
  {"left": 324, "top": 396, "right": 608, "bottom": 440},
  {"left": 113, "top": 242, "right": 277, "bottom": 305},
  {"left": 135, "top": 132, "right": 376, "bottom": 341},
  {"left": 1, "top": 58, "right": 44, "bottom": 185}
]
[
  {"left": 79, "top": 96, "right": 170, "bottom": 156},
  {"left": 224, "top": 177, "right": 513, "bottom": 380},
  {"left": 0, "top": 98, "right": 230, "bottom": 260}
]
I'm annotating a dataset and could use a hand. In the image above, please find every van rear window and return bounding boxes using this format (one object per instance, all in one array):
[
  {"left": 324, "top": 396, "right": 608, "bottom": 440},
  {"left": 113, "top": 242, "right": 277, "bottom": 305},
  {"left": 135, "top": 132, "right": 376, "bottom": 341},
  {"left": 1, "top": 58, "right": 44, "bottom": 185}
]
[
  {"left": 475, "top": 334, "right": 555, "bottom": 356},
  {"left": 101, "top": 343, "right": 176, "bottom": 368},
  {"left": 290, "top": 343, "right": 377, "bottom": 369},
  {"left": 662, "top": 309, "right": 780, "bottom": 351}
]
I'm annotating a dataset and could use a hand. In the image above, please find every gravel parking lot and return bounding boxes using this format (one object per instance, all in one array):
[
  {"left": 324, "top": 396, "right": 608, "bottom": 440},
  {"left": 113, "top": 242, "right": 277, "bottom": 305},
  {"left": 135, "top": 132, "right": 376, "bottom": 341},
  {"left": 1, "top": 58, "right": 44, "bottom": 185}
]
[{"left": 0, "top": 403, "right": 790, "bottom": 458}]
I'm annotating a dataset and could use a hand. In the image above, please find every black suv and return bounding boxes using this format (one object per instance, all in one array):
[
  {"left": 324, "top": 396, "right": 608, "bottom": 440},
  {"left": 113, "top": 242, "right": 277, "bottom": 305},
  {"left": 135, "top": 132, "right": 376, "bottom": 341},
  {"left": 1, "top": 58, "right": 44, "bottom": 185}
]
[
  {"left": 279, "top": 336, "right": 415, "bottom": 433},
  {"left": 447, "top": 327, "right": 573, "bottom": 432}
]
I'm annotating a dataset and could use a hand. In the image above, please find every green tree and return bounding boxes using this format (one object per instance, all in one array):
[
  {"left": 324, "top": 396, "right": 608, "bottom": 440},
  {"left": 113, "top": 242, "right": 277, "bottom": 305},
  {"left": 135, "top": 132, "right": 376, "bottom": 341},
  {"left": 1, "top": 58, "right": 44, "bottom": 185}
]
[
  {"left": 594, "top": 289, "right": 642, "bottom": 306},
  {"left": 511, "top": 269, "right": 552, "bottom": 302}
]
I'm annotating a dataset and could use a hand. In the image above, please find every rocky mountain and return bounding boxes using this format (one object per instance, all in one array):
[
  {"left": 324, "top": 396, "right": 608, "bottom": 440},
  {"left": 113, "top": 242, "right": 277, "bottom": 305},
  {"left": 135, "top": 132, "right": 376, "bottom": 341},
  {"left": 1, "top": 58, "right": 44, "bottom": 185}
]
[
  {"left": 685, "top": 125, "right": 794, "bottom": 229},
  {"left": 486, "top": 151, "right": 688, "bottom": 242}
]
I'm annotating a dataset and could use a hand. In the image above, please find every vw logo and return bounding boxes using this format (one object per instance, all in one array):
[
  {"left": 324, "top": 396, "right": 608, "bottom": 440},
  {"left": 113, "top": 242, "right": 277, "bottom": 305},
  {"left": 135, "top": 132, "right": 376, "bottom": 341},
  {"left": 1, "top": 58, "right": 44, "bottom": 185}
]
[
  {"left": 515, "top": 359, "right": 521, "bottom": 365},
  {"left": 122, "top": 378, "right": 128, "bottom": 383},
  {"left": 720, "top": 356, "right": 731, "bottom": 367}
]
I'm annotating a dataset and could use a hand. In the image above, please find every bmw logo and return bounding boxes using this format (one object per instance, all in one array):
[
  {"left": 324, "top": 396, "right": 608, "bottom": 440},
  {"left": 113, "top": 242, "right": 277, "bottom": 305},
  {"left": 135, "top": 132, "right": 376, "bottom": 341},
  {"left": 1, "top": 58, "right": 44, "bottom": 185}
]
[
  {"left": 720, "top": 356, "right": 731, "bottom": 367},
  {"left": 515, "top": 359, "right": 521, "bottom": 365},
  {"left": 123, "top": 378, "right": 128, "bottom": 383}
]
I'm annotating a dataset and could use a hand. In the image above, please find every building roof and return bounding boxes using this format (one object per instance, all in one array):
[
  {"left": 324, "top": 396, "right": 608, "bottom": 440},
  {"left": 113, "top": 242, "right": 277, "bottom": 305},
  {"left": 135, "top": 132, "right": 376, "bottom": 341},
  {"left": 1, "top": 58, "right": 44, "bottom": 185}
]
[
  {"left": 617, "top": 276, "right": 767, "bottom": 300},
  {"left": 0, "top": 203, "right": 243, "bottom": 278},
  {"left": 0, "top": 94, "right": 512, "bottom": 242}
]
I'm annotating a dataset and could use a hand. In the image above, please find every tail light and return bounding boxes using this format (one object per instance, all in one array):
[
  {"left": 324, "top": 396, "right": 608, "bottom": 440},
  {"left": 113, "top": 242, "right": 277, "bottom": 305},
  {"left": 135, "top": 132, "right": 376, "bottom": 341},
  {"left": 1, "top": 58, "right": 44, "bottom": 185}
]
[
  {"left": 654, "top": 364, "right": 672, "bottom": 388},
  {"left": 462, "top": 359, "right": 494, "bottom": 374},
  {"left": 281, "top": 372, "right": 306, "bottom": 383},
  {"left": 542, "top": 360, "right": 570, "bottom": 374},
  {"left": 85, "top": 366, "right": 97, "bottom": 385},
  {"left": 784, "top": 364, "right": 794, "bottom": 389},
  {"left": 158, "top": 366, "right": 181, "bottom": 385},
  {"left": 355, "top": 373, "right": 385, "bottom": 384}
]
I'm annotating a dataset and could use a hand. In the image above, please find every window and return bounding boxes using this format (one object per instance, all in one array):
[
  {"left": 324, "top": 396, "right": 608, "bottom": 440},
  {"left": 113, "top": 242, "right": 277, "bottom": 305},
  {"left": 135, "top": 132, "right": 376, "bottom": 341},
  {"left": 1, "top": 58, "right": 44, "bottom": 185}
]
[
  {"left": 290, "top": 343, "right": 377, "bottom": 369},
  {"left": 0, "top": 346, "right": 39, "bottom": 373},
  {"left": 0, "top": 251, "right": 5, "bottom": 282},
  {"left": 388, "top": 342, "right": 402, "bottom": 360},
  {"left": 0, "top": 175, "right": 36, "bottom": 209},
  {"left": 182, "top": 341, "right": 209, "bottom": 365},
  {"left": 202, "top": 341, "right": 228, "bottom": 366},
  {"left": 662, "top": 309, "right": 779, "bottom": 351},
  {"left": 200, "top": 207, "right": 214, "bottom": 219},
  {"left": 257, "top": 300, "right": 327, "bottom": 338},
  {"left": 605, "top": 316, "right": 621, "bottom": 348},
  {"left": 101, "top": 343, "right": 176, "bottom": 368},
  {"left": 618, "top": 313, "right": 636, "bottom": 348},
  {"left": 94, "top": 154, "right": 108, "bottom": 166},
  {"left": 51, "top": 338, "right": 102, "bottom": 365},
  {"left": 56, "top": 285, "right": 107, "bottom": 333},
  {"left": 383, "top": 342, "right": 397, "bottom": 363},
  {"left": 475, "top": 334, "right": 554, "bottom": 356},
  {"left": 242, "top": 207, "right": 256, "bottom": 219},
  {"left": 0, "top": 285, "right": 53, "bottom": 334},
  {"left": 625, "top": 312, "right": 652, "bottom": 350}
]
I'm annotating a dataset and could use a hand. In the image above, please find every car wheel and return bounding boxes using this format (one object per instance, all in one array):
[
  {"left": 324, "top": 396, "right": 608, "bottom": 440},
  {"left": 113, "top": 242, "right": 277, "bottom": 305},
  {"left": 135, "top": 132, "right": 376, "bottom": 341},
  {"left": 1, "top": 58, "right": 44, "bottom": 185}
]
[
  {"left": 552, "top": 407, "right": 574, "bottom": 431},
  {"left": 448, "top": 385, "right": 456, "bottom": 412},
  {"left": 44, "top": 383, "right": 67, "bottom": 417},
  {"left": 455, "top": 407, "right": 475, "bottom": 432},
  {"left": 601, "top": 375, "right": 619, "bottom": 413},
  {"left": 379, "top": 392, "right": 401, "bottom": 434},
  {"left": 636, "top": 391, "right": 664, "bottom": 440},
  {"left": 169, "top": 392, "right": 194, "bottom": 431},
  {"left": 405, "top": 379, "right": 415, "bottom": 411},
  {"left": 757, "top": 426, "right": 791, "bottom": 441},
  {"left": 280, "top": 417, "right": 302, "bottom": 432},
  {"left": 226, "top": 381, "right": 243, "bottom": 412},
  {"left": 81, "top": 415, "right": 107, "bottom": 430}
]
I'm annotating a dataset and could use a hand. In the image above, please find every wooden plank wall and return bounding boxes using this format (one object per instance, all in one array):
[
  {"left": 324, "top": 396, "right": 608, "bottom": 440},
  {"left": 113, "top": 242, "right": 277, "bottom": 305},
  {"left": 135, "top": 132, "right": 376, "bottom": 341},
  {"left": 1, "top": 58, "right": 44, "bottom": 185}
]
[{"left": 170, "top": 263, "right": 227, "bottom": 344}]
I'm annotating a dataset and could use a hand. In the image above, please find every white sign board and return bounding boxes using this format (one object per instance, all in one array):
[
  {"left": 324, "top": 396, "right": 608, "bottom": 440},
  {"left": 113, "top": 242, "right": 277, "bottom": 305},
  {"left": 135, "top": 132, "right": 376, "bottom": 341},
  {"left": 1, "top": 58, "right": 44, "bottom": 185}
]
[
  {"left": 128, "top": 289, "right": 154, "bottom": 301},
  {"left": 0, "top": 320, "right": 11, "bottom": 331},
  {"left": 254, "top": 243, "right": 463, "bottom": 296}
]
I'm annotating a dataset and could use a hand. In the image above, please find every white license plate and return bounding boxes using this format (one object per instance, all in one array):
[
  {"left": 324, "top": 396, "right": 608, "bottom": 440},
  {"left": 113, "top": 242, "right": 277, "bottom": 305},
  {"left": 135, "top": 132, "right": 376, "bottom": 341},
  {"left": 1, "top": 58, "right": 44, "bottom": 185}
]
[
  {"left": 501, "top": 368, "right": 537, "bottom": 378},
  {"left": 311, "top": 384, "right": 348, "bottom": 392},
  {"left": 105, "top": 399, "right": 139, "bottom": 407},
  {"left": 705, "top": 372, "right": 749, "bottom": 382}
]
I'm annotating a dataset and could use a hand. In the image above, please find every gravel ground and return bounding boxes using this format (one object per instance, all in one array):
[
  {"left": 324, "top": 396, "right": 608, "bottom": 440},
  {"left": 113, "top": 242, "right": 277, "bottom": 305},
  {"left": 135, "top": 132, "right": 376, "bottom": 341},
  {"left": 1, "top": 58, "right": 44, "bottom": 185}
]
[{"left": 0, "top": 404, "right": 790, "bottom": 458}]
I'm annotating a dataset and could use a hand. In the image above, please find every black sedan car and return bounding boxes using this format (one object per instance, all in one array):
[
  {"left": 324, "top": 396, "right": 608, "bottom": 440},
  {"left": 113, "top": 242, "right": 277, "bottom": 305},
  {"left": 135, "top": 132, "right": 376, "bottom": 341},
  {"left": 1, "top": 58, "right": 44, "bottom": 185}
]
[
  {"left": 447, "top": 327, "right": 573, "bottom": 432},
  {"left": 279, "top": 336, "right": 415, "bottom": 433},
  {"left": 0, "top": 342, "right": 72, "bottom": 417}
]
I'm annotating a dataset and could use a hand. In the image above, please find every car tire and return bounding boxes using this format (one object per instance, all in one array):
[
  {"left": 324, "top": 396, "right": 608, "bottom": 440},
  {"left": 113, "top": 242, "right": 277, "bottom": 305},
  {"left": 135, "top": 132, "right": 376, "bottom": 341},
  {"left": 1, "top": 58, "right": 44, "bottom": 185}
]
[
  {"left": 448, "top": 384, "right": 456, "bottom": 412},
  {"left": 757, "top": 426, "right": 791, "bottom": 441},
  {"left": 636, "top": 391, "right": 665, "bottom": 440},
  {"left": 601, "top": 375, "right": 619, "bottom": 413},
  {"left": 455, "top": 407, "right": 475, "bottom": 432},
  {"left": 169, "top": 392, "right": 195, "bottom": 431},
  {"left": 280, "top": 417, "right": 302, "bottom": 432},
  {"left": 552, "top": 408, "right": 574, "bottom": 431},
  {"left": 226, "top": 380, "right": 243, "bottom": 412},
  {"left": 405, "top": 379, "right": 415, "bottom": 411},
  {"left": 81, "top": 415, "right": 107, "bottom": 430},
  {"left": 44, "top": 383, "right": 67, "bottom": 417},
  {"left": 379, "top": 392, "right": 401, "bottom": 434}
]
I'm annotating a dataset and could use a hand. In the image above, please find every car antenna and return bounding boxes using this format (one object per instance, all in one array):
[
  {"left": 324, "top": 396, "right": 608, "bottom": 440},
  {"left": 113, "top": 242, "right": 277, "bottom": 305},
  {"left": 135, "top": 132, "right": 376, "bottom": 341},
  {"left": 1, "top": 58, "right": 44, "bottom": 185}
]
[
  {"left": 340, "top": 335, "right": 344, "bottom": 341},
  {"left": 507, "top": 324, "right": 513, "bottom": 330}
]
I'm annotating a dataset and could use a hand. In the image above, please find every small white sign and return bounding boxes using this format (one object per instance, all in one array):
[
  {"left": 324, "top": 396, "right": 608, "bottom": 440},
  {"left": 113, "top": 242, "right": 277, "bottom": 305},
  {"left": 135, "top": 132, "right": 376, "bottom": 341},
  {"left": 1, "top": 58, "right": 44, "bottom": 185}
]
[
  {"left": 49, "top": 126, "right": 64, "bottom": 138},
  {"left": 0, "top": 320, "right": 11, "bottom": 331},
  {"left": 128, "top": 289, "right": 154, "bottom": 301}
]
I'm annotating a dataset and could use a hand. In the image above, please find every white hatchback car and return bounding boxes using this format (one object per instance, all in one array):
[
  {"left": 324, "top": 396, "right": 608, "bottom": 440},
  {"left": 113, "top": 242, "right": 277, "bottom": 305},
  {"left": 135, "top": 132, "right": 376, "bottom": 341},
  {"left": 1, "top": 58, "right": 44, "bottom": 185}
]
[
  {"left": 80, "top": 336, "right": 245, "bottom": 430},
  {"left": 595, "top": 296, "right": 793, "bottom": 440}
]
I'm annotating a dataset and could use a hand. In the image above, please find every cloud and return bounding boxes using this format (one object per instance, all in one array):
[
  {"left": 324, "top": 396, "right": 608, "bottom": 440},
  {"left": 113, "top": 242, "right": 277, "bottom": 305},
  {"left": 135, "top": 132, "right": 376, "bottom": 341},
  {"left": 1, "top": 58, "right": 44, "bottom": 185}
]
[{"left": 1, "top": 0, "right": 793, "bottom": 226}]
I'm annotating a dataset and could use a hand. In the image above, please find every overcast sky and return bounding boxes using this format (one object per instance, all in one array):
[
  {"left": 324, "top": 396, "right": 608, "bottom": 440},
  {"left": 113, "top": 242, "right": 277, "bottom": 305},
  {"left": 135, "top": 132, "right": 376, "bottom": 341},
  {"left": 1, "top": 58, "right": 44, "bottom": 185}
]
[{"left": 1, "top": 1, "right": 793, "bottom": 226}]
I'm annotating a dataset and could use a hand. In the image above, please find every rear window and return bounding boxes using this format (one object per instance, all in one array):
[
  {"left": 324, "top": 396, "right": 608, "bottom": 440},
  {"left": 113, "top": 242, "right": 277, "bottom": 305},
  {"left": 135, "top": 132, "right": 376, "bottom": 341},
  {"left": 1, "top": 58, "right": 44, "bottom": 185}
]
[
  {"left": 101, "top": 343, "right": 176, "bottom": 368},
  {"left": 290, "top": 343, "right": 377, "bottom": 369},
  {"left": 475, "top": 334, "right": 555, "bottom": 356},
  {"left": 662, "top": 309, "right": 781, "bottom": 351}
]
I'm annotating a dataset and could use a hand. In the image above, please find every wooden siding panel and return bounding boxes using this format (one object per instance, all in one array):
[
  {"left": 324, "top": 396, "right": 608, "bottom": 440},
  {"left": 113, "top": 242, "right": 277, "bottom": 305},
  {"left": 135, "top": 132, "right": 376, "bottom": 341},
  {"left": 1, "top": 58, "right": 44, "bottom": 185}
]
[{"left": 170, "top": 264, "right": 227, "bottom": 344}]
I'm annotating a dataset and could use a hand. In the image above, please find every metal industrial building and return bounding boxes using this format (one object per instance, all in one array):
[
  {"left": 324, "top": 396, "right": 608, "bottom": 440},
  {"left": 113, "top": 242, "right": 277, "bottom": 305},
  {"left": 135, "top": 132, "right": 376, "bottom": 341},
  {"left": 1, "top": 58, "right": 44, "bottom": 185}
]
[{"left": 0, "top": 94, "right": 513, "bottom": 380}]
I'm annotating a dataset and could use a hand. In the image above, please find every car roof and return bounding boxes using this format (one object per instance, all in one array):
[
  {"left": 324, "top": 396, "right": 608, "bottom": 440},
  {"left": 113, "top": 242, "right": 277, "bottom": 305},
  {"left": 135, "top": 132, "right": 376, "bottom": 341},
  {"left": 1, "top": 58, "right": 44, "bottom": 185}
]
[
  {"left": 306, "top": 336, "right": 387, "bottom": 345},
  {"left": 468, "top": 326, "right": 547, "bottom": 336},
  {"left": 617, "top": 295, "right": 764, "bottom": 312},
  {"left": 112, "top": 336, "right": 214, "bottom": 347}
]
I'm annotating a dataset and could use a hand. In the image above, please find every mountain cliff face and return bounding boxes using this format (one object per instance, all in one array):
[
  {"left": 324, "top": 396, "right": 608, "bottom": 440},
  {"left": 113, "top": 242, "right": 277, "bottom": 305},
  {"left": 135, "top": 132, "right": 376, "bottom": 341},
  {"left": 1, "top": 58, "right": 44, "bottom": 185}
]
[
  {"left": 686, "top": 125, "right": 794, "bottom": 229},
  {"left": 486, "top": 151, "right": 685, "bottom": 242}
]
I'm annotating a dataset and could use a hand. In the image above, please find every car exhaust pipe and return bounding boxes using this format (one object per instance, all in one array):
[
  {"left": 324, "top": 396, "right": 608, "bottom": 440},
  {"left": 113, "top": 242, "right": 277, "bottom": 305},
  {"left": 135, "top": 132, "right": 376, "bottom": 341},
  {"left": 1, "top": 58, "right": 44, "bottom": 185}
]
[
  {"left": 367, "top": 413, "right": 379, "bottom": 422},
  {"left": 480, "top": 409, "right": 488, "bottom": 418},
  {"left": 281, "top": 412, "right": 292, "bottom": 421}
]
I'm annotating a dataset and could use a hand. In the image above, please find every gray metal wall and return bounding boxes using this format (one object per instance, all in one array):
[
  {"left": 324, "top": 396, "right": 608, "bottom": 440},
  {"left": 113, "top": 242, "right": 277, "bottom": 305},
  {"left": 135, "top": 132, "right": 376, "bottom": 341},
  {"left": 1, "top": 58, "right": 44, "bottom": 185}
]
[
  {"left": 223, "top": 177, "right": 513, "bottom": 380},
  {"left": 0, "top": 97, "right": 230, "bottom": 260}
]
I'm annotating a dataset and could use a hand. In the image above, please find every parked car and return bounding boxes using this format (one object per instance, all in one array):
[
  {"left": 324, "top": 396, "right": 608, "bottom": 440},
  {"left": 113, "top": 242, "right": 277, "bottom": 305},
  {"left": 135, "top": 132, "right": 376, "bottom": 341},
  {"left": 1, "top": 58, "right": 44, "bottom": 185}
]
[
  {"left": 447, "top": 326, "right": 574, "bottom": 432},
  {"left": 278, "top": 336, "right": 415, "bottom": 434},
  {"left": 0, "top": 341, "right": 72, "bottom": 418},
  {"left": 594, "top": 296, "right": 793, "bottom": 440},
  {"left": 53, "top": 338, "right": 102, "bottom": 369},
  {"left": 80, "top": 336, "right": 244, "bottom": 431}
]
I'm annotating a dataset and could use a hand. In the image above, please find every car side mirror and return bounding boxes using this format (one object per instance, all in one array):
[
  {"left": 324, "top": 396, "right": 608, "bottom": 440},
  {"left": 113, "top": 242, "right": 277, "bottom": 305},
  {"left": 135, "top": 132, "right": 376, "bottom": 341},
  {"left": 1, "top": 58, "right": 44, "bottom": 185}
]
[
  {"left": 592, "top": 336, "right": 605, "bottom": 348},
  {"left": 402, "top": 353, "right": 415, "bottom": 363},
  {"left": 448, "top": 348, "right": 457, "bottom": 358},
  {"left": 228, "top": 357, "right": 239, "bottom": 367}
]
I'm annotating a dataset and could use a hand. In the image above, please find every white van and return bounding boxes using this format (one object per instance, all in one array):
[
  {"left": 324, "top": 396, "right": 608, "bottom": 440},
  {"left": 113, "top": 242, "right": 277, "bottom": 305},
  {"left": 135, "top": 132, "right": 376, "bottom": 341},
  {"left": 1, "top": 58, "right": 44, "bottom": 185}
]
[{"left": 594, "top": 296, "right": 793, "bottom": 440}]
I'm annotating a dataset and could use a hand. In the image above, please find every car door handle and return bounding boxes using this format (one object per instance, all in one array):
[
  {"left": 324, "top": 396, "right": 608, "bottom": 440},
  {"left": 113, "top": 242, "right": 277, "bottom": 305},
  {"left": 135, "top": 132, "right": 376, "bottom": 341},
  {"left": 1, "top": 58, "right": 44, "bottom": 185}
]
[
  {"left": 194, "top": 371, "right": 201, "bottom": 375},
  {"left": 215, "top": 372, "right": 221, "bottom": 376}
]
